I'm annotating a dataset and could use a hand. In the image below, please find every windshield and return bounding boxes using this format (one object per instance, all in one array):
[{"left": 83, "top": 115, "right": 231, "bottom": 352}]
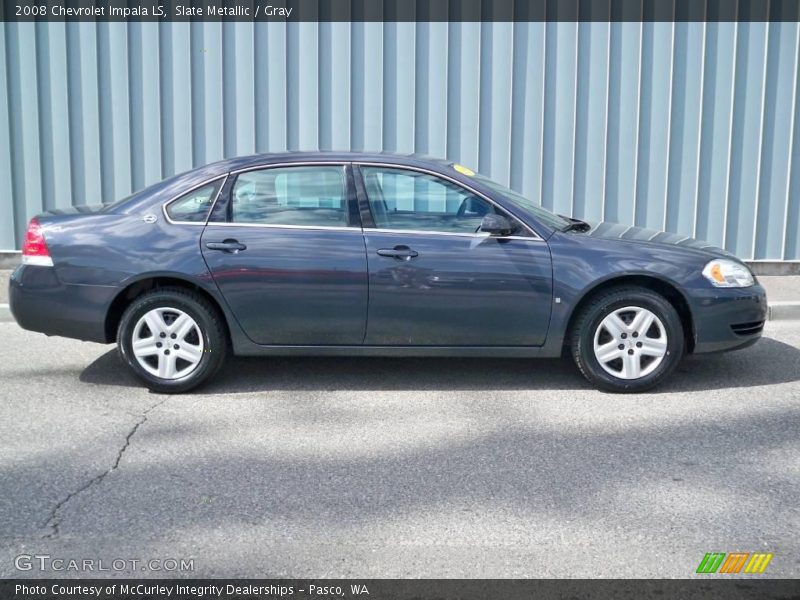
[{"left": 472, "top": 174, "right": 571, "bottom": 231}]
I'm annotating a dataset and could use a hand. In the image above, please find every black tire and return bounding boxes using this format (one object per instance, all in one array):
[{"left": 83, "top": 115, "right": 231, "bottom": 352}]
[
  {"left": 570, "top": 286, "right": 685, "bottom": 393},
  {"left": 117, "top": 287, "right": 228, "bottom": 393}
]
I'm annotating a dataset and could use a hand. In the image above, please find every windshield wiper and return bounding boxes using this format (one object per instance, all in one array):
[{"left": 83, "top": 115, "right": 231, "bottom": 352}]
[{"left": 559, "top": 216, "right": 592, "bottom": 233}]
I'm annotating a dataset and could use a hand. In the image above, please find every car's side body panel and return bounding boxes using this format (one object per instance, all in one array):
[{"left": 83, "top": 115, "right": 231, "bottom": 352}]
[
  {"left": 201, "top": 225, "right": 370, "bottom": 345},
  {"left": 542, "top": 232, "right": 768, "bottom": 356},
  {"left": 198, "top": 162, "right": 370, "bottom": 346},
  {"left": 361, "top": 230, "right": 553, "bottom": 346},
  {"left": 9, "top": 264, "right": 116, "bottom": 342},
  {"left": 229, "top": 344, "right": 554, "bottom": 358},
  {"left": 10, "top": 207, "right": 250, "bottom": 347}
]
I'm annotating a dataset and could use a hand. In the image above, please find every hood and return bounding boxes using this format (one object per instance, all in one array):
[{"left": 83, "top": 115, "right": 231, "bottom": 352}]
[{"left": 579, "top": 221, "right": 735, "bottom": 259}]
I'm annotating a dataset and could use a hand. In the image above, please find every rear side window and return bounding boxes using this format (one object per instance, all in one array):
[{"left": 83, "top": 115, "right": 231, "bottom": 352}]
[
  {"left": 165, "top": 181, "right": 222, "bottom": 223},
  {"left": 230, "top": 166, "right": 348, "bottom": 227}
]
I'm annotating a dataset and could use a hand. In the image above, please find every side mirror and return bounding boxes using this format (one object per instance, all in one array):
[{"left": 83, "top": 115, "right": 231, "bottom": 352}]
[{"left": 479, "top": 214, "right": 515, "bottom": 236}]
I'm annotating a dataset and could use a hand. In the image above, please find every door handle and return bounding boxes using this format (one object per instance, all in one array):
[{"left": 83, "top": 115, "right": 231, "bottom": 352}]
[
  {"left": 205, "top": 239, "right": 247, "bottom": 253},
  {"left": 377, "top": 246, "right": 419, "bottom": 260}
]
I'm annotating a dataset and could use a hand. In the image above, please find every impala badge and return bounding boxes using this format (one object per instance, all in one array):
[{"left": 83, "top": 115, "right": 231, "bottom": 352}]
[{"left": 143, "top": 214, "right": 158, "bottom": 224}]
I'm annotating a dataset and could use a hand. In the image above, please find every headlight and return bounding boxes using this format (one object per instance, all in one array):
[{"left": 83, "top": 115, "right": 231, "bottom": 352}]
[{"left": 702, "top": 259, "right": 754, "bottom": 288}]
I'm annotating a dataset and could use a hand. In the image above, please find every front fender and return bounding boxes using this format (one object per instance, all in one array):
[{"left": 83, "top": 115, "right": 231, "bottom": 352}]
[{"left": 541, "top": 233, "right": 706, "bottom": 356}]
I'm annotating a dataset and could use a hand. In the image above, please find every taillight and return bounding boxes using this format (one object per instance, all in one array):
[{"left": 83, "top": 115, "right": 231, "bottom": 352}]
[{"left": 21, "top": 217, "right": 53, "bottom": 266}]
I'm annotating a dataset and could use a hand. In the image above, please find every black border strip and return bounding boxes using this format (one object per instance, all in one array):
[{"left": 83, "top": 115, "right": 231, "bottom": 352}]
[
  {"left": 3, "top": 0, "right": 800, "bottom": 22},
  {"left": 2, "top": 579, "right": 800, "bottom": 600}
]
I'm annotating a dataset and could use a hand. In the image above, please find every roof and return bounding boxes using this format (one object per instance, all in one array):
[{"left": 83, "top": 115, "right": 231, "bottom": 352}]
[
  {"left": 210, "top": 151, "right": 455, "bottom": 172},
  {"left": 112, "top": 151, "right": 471, "bottom": 217}
]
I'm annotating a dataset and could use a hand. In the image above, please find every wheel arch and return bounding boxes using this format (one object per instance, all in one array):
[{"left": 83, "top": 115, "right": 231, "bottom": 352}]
[
  {"left": 564, "top": 274, "right": 696, "bottom": 354},
  {"left": 104, "top": 273, "right": 229, "bottom": 343}
]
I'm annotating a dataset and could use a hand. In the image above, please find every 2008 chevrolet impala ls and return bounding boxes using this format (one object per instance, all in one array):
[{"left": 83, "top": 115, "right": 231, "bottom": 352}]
[{"left": 9, "top": 152, "right": 767, "bottom": 393}]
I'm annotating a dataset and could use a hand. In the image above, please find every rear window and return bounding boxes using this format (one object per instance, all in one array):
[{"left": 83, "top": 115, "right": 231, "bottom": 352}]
[
  {"left": 165, "top": 181, "right": 223, "bottom": 223},
  {"left": 230, "top": 166, "right": 348, "bottom": 227}
]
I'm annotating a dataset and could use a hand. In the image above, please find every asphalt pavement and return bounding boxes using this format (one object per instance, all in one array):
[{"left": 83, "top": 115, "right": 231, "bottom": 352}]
[{"left": 0, "top": 321, "right": 798, "bottom": 578}]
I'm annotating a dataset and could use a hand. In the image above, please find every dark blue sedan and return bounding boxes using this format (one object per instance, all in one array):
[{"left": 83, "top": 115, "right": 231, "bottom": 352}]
[{"left": 9, "top": 152, "right": 767, "bottom": 393}]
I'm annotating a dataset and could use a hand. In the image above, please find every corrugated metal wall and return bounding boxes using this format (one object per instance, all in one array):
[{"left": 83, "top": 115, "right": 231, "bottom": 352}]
[{"left": 2, "top": 20, "right": 799, "bottom": 259}]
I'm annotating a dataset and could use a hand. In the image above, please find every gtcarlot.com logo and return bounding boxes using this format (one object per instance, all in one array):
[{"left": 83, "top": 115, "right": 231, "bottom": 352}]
[
  {"left": 15, "top": 554, "right": 194, "bottom": 573},
  {"left": 696, "top": 552, "right": 773, "bottom": 574}
]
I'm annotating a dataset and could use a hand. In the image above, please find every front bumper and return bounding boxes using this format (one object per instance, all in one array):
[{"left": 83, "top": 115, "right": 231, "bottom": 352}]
[
  {"left": 9, "top": 265, "right": 117, "bottom": 343},
  {"left": 690, "top": 283, "right": 768, "bottom": 354}
]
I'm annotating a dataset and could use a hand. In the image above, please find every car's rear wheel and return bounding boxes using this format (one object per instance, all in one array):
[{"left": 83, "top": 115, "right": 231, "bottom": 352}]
[
  {"left": 570, "top": 286, "right": 685, "bottom": 393},
  {"left": 117, "top": 287, "right": 228, "bottom": 393}
]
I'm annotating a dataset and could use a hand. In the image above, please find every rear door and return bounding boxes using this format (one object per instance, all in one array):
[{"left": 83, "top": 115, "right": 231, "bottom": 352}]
[
  {"left": 356, "top": 164, "right": 553, "bottom": 346},
  {"left": 201, "top": 163, "right": 368, "bottom": 345}
]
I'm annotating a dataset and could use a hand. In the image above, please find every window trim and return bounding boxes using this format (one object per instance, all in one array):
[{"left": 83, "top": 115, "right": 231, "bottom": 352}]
[
  {"left": 160, "top": 161, "right": 543, "bottom": 240},
  {"left": 162, "top": 175, "right": 228, "bottom": 226},
  {"left": 353, "top": 162, "right": 542, "bottom": 241}
]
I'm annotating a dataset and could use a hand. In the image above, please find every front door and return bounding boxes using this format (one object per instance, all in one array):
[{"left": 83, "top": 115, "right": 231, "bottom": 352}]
[
  {"left": 357, "top": 165, "right": 553, "bottom": 346},
  {"left": 201, "top": 164, "right": 368, "bottom": 345}
]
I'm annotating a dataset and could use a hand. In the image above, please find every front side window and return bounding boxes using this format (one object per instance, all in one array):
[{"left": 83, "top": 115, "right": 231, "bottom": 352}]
[
  {"left": 165, "top": 180, "right": 222, "bottom": 223},
  {"left": 230, "top": 166, "right": 348, "bottom": 227},
  {"left": 360, "top": 166, "right": 515, "bottom": 234}
]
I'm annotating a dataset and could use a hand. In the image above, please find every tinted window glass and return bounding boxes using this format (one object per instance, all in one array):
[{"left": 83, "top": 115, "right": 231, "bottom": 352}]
[
  {"left": 231, "top": 166, "right": 348, "bottom": 227},
  {"left": 471, "top": 172, "right": 570, "bottom": 230},
  {"left": 361, "top": 167, "right": 513, "bottom": 234},
  {"left": 165, "top": 181, "right": 222, "bottom": 223}
]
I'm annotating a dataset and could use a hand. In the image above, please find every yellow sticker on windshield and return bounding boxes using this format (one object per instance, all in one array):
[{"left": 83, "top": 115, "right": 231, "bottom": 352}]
[{"left": 453, "top": 164, "right": 475, "bottom": 177}]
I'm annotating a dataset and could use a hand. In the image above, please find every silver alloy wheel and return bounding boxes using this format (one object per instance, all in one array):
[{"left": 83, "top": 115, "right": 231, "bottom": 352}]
[
  {"left": 131, "top": 307, "right": 204, "bottom": 380},
  {"left": 593, "top": 306, "right": 668, "bottom": 380}
]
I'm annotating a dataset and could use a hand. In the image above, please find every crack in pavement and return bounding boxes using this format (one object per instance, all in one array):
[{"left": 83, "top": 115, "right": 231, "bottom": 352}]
[{"left": 41, "top": 397, "right": 169, "bottom": 539}]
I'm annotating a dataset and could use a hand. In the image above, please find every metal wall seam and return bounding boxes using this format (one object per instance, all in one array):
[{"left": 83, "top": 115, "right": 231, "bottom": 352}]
[
  {"left": 721, "top": 21, "right": 738, "bottom": 253},
  {"left": 632, "top": 21, "right": 643, "bottom": 228},
  {"left": 234, "top": 21, "right": 255, "bottom": 155},
  {"left": 569, "top": 20, "right": 579, "bottom": 219},
  {"left": 158, "top": 22, "right": 172, "bottom": 177},
  {"left": 691, "top": 22, "right": 708, "bottom": 239},
  {"left": 667, "top": 22, "right": 705, "bottom": 236},
  {"left": 635, "top": 20, "right": 674, "bottom": 230},
  {"left": 726, "top": 22, "right": 769, "bottom": 257},
  {"left": 34, "top": 23, "right": 52, "bottom": 213},
  {"left": 10, "top": 22, "right": 44, "bottom": 235},
  {"left": 750, "top": 22, "right": 771, "bottom": 260},
  {"left": 781, "top": 24, "right": 800, "bottom": 259},
  {"left": 600, "top": 21, "right": 610, "bottom": 223},
  {"left": 0, "top": 23, "right": 17, "bottom": 245},
  {"left": 661, "top": 21, "right": 675, "bottom": 233}
]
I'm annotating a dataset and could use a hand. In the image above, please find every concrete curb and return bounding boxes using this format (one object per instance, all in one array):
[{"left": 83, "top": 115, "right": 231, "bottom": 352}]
[
  {"left": 0, "top": 304, "right": 10, "bottom": 323},
  {"left": 768, "top": 302, "right": 800, "bottom": 322},
  {"left": 748, "top": 261, "right": 800, "bottom": 276},
  {"left": 0, "top": 252, "right": 20, "bottom": 270}
]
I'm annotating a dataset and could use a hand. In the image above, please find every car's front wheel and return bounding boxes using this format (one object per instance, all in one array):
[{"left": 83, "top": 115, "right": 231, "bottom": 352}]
[
  {"left": 117, "top": 287, "right": 228, "bottom": 393},
  {"left": 570, "top": 286, "right": 685, "bottom": 393}
]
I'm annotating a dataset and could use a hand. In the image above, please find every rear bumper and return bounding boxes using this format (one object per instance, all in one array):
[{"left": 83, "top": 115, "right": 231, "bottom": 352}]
[
  {"left": 690, "top": 283, "right": 768, "bottom": 354},
  {"left": 9, "top": 265, "right": 116, "bottom": 343}
]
